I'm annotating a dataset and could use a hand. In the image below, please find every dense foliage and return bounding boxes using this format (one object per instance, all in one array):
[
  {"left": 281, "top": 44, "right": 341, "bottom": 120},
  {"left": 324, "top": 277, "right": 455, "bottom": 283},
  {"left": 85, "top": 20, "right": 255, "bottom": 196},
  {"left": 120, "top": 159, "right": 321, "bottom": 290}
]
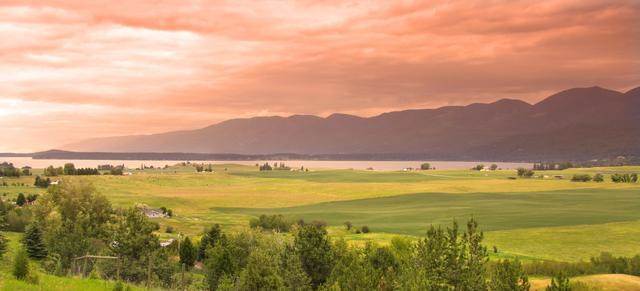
[{"left": 517, "top": 168, "right": 535, "bottom": 178}]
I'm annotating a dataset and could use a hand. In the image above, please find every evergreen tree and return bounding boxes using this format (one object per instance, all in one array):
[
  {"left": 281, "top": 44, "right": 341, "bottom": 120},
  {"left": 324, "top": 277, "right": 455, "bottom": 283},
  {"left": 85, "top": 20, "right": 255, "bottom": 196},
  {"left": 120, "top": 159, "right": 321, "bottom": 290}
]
[
  {"left": 13, "top": 247, "right": 29, "bottom": 280},
  {"left": 490, "top": 259, "right": 530, "bottom": 291},
  {"left": 199, "top": 224, "right": 223, "bottom": 260},
  {"left": 180, "top": 236, "right": 196, "bottom": 268},
  {"left": 16, "top": 193, "right": 26, "bottom": 206},
  {"left": 546, "top": 272, "right": 571, "bottom": 291},
  {"left": 23, "top": 223, "right": 48, "bottom": 259},
  {"left": 462, "top": 218, "right": 488, "bottom": 290}
]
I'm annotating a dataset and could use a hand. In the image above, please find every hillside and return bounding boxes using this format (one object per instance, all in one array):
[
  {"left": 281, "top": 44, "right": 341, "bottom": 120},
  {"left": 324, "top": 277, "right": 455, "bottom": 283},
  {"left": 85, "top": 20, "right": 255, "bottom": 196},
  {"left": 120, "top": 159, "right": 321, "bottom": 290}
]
[{"left": 63, "top": 86, "right": 640, "bottom": 161}]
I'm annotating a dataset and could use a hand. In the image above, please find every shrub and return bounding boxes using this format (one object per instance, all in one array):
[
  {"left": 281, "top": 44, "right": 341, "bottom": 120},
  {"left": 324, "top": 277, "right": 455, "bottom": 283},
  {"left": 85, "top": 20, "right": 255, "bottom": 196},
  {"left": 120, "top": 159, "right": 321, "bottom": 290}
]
[
  {"left": 593, "top": 173, "right": 604, "bottom": 182},
  {"left": 361, "top": 226, "right": 370, "bottom": 233},
  {"left": 420, "top": 163, "right": 431, "bottom": 170},
  {"left": 517, "top": 168, "right": 534, "bottom": 178},
  {"left": 13, "top": 247, "right": 29, "bottom": 280},
  {"left": 344, "top": 221, "right": 352, "bottom": 231},
  {"left": 571, "top": 174, "right": 592, "bottom": 182},
  {"left": 165, "top": 226, "right": 174, "bottom": 233},
  {"left": 0, "top": 232, "right": 7, "bottom": 258}
]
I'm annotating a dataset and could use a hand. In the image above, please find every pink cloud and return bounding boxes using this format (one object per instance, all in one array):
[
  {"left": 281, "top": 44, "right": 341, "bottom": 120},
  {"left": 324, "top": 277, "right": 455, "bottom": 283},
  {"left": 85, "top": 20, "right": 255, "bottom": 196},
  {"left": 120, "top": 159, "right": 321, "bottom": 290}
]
[{"left": 0, "top": 0, "right": 637, "bottom": 151}]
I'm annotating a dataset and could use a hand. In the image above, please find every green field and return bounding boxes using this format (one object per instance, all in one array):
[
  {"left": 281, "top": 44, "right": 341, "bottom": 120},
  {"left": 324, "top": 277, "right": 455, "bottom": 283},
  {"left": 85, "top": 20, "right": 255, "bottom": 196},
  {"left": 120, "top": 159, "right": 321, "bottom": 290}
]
[{"left": 2, "top": 164, "right": 639, "bottom": 262}]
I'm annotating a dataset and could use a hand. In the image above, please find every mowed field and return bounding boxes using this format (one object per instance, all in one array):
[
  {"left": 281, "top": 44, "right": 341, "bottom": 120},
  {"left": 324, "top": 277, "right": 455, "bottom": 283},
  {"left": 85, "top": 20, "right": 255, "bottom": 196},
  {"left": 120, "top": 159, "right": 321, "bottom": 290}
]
[{"left": 2, "top": 164, "right": 639, "bottom": 262}]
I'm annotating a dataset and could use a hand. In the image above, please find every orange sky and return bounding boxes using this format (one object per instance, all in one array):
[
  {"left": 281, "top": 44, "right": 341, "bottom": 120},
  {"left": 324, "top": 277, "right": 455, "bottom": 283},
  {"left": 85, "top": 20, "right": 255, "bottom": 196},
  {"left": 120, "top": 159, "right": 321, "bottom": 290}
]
[{"left": 0, "top": 0, "right": 638, "bottom": 152}]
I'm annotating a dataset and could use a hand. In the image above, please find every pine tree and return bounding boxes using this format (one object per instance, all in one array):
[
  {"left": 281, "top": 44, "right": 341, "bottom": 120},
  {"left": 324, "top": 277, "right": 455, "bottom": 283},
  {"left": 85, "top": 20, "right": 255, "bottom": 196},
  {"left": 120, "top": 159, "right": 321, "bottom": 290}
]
[
  {"left": 13, "top": 247, "right": 29, "bottom": 280},
  {"left": 546, "top": 272, "right": 570, "bottom": 291},
  {"left": 179, "top": 236, "right": 196, "bottom": 268},
  {"left": 16, "top": 193, "right": 26, "bottom": 206},
  {"left": 23, "top": 223, "right": 48, "bottom": 259}
]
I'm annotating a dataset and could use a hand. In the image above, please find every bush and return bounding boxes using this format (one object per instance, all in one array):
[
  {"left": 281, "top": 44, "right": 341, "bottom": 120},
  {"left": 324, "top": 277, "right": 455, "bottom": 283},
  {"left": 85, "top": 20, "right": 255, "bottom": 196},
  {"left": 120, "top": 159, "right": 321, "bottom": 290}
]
[
  {"left": 420, "top": 163, "right": 431, "bottom": 170},
  {"left": 571, "top": 174, "right": 592, "bottom": 182},
  {"left": 13, "top": 247, "right": 29, "bottom": 280},
  {"left": 361, "top": 226, "right": 370, "bottom": 233},
  {"left": 517, "top": 168, "right": 535, "bottom": 178},
  {"left": 0, "top": 232, "right": 7, "bottom": 258},
  {"left": 593, "top": 173, "right": 604, "bottom": 182},
  {"left": 165, "top": 226, "right": 174, "bottom": 233}
]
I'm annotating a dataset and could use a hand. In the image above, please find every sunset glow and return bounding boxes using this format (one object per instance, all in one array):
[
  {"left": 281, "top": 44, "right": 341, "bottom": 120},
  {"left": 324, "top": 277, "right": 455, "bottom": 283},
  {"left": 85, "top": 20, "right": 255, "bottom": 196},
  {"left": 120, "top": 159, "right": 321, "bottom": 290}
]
[{"left": 1, "top": 0, "right": 638, "bottom": 152}]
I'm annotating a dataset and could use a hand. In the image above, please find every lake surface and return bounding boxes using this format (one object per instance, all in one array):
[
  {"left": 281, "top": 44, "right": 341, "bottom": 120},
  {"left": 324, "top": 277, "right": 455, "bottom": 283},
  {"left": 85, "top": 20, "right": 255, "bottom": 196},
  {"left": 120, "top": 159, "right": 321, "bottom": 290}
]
[{"left": 0, "top": 157, "right": 531, "bottom": 170}]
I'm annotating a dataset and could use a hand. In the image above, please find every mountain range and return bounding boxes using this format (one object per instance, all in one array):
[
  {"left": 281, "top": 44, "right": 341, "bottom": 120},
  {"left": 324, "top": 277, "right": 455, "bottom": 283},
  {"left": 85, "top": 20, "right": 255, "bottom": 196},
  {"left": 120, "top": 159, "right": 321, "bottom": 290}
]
[{"left": 63, "top": 86, "right": 640, "bottom": 161}]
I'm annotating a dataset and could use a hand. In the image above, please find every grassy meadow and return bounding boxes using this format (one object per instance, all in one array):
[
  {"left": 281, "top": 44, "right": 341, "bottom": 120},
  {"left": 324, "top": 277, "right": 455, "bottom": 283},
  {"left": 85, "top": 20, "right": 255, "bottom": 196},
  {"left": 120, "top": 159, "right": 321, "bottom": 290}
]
[{"left": 1, "top": 163, "right": 639, "bottom": 263}]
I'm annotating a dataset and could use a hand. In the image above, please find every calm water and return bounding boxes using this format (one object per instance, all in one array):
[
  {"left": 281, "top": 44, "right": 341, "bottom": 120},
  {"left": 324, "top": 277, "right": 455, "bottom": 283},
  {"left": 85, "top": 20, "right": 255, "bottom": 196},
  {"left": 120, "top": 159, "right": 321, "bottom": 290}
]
[{"left": 0, "top": 157, "right": 531, "bottom": 170}]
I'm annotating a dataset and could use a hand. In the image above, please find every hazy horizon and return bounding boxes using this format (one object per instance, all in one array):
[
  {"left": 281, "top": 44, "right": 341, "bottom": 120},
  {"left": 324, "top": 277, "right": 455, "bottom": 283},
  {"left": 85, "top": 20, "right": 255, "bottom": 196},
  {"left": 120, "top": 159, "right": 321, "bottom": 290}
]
[{"left": 1, "top": 1, "right": 638, "bottom": 152}]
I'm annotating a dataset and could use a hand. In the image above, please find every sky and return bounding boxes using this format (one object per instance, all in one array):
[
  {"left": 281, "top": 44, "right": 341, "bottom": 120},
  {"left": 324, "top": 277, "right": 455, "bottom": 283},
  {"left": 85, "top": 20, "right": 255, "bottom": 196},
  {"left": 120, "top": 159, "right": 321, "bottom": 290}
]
[{"left": 0, "top": 0, "right": 638, "bottom": 152}]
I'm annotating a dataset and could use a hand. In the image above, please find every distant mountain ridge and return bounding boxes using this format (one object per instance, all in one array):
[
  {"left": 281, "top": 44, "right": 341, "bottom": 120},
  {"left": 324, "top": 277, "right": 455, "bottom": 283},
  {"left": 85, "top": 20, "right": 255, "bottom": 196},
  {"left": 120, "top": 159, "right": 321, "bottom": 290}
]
[{"left": 63, "top": 86, "right": 640, "bottom": 161}]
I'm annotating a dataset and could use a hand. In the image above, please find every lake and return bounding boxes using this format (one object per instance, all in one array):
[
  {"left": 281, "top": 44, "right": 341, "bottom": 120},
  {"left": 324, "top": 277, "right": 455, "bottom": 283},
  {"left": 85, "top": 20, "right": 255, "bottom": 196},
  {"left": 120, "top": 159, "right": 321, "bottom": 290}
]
[{"left": 0, "top": 157, "right": 531, "bottom": 170}]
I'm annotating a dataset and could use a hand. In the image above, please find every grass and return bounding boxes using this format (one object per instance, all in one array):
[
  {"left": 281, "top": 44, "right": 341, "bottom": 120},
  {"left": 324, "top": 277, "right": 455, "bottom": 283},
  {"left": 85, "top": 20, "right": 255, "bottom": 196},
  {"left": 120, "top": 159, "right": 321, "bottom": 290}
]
[
  {"left": 0, "top": 232, "right": 142, "bottom": 291},
  {"left": 530, "top": 274, "right": 640, "bottom": 291},
  {"left": 1, "top": 165, "right": 639, "bottom": 262}
]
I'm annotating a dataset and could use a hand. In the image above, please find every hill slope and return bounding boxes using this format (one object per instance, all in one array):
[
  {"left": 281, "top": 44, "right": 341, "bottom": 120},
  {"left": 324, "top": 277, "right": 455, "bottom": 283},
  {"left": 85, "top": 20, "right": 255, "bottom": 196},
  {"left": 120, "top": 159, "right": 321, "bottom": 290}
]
[{"left": 63, "top": 86, "right": 640, "bottom": 161}]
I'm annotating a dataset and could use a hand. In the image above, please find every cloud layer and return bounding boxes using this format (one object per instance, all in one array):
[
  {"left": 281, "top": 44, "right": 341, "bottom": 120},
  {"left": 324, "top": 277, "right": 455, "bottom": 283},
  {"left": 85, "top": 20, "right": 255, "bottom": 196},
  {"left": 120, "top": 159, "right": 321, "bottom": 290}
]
[{"left": 0, "top": 0, "right": 638, "bottom": 151}]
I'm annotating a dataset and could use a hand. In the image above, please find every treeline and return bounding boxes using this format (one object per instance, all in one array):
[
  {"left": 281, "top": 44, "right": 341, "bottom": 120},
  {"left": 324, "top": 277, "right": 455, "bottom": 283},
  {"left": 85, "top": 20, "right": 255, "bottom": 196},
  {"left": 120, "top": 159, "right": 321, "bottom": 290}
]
[
  {"left": 177, "top": 218, "right": 536, "bottom": 290},
  {"left": 259, "top": 162, "right": 294, "bottom": 171},
  {"left": 570, "top": 173, "right": 638, "bottom": 183},
  {"left": 43, "top": 163, "right": 124, "bottom": 176},
  {"left": 524, "top": 252, "right": 640, "bottom": 277},
  {"left": 195, "top": 163, "right": 214, "bottom": 172},
  {"left": 0, "top": 162, "right": 32, "bottom": 177}
]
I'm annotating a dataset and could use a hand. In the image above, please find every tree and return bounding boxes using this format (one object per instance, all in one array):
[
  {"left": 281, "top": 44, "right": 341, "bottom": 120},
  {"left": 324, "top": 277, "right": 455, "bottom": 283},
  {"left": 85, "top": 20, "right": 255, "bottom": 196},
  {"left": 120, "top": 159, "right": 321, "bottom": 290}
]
[
  {"left": 199, "top": 224, "right": 223, "bottom": 260},
  {"left": 37, "top": 181, "right": 113, "bottom": 270},
  {"left": 237, "top": 247, "right": 285, "bottom": 290},
  {"left": 205, "top": 240, "right": 240, "bottom": 290},
  {"left": 13, "top": 247, "right": 29, "bottom": 280},
  {"left": 420, "top": 163, "right": 431, "bottom": 170},
  {"left": 294, "top": 224, "right": 334, "bottom": 288},
  {"left": 461, "top": 218, "right": 488, "bottom": 290},
  {"left": 63, "top": 163, "right": 76, "bottom": 175},
  {"left": 490, "top": 164, "right": 498, "bottom": 171},
  {"left": 517, "top": 168, "right": 534, "bottom": 178},
  {"left": 361, "top": 225, "right": 370, "bottom": 233},
  {"left": 546, "top": 273, "right": 570, "bottom": 291},
  {"left": 23, "top": 223, "right": 48, "bottom": 259},
  {"left": 489, "top": 259, "right": 530, "bottom": 291},
  {"left": 180, "top": 236, "right": 196, "bottom": 268},
  {"left": 107, "top": 207, "right": 159, "bottom": 282},
  {"left": 473, "top": 164, "right": 485, "bottom": 171},
  {"left": 16, "top": 193, "right": 26, "bottom": 206}
]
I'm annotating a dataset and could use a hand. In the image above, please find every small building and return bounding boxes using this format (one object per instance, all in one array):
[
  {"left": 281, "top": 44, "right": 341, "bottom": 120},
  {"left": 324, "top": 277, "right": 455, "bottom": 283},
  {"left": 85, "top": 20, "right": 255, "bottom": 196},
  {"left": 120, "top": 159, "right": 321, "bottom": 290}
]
[{"left": 137, "top": 204, "right": 168, "bottom": 218}]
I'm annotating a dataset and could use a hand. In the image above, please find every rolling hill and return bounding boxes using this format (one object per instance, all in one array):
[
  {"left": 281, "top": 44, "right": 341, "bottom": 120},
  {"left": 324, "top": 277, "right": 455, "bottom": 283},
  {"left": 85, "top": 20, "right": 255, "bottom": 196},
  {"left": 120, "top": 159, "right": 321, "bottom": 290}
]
[{"left": 63, "top": 86, "right": 640, "bottom": 161}]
